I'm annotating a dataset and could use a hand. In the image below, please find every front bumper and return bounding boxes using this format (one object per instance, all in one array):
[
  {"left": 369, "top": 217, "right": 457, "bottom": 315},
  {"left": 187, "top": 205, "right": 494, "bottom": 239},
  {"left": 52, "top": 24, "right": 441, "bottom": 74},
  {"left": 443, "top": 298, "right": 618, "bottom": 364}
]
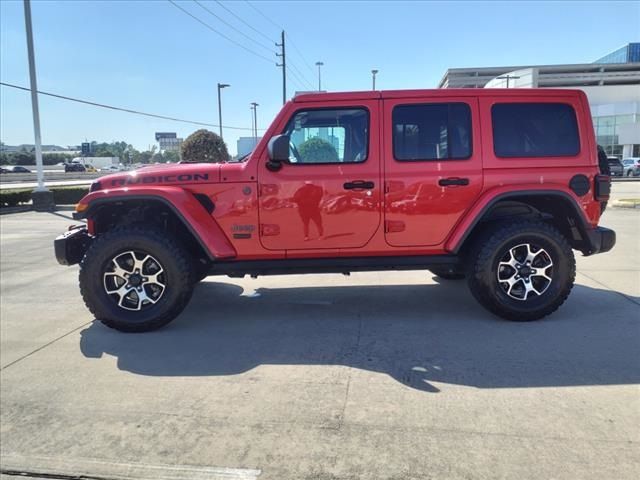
[
  {"left": 54, "top": 225, "right": 92, "bottom": 266},
  {"left": 584, "top": 226, "right": 616, "bottom": 256}
]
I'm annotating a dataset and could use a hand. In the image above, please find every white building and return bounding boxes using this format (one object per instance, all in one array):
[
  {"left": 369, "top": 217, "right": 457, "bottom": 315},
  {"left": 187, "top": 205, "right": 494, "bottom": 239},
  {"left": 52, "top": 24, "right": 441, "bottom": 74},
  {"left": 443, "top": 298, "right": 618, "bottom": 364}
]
[{"left": 438, "top": 47, "right": 640, "bottom": 158}]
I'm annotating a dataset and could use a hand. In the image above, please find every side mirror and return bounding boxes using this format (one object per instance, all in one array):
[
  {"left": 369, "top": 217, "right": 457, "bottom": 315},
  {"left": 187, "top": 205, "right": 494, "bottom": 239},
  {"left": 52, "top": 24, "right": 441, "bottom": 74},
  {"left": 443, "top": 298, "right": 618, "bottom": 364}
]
[{"left": 267, "top": 134, "right": 290, "bottom": 164}]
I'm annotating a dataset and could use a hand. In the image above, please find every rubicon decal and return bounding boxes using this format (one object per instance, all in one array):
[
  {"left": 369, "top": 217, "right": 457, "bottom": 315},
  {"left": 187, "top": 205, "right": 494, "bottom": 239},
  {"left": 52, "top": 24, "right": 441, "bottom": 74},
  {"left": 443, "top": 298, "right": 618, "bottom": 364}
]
[{"left": 110, "top": 173, "right": 209, "bottom": 187}]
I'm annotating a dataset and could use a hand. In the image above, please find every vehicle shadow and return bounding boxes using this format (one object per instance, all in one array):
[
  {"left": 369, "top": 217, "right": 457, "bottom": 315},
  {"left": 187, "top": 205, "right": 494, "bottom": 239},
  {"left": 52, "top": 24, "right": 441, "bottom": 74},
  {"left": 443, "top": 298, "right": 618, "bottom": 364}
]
[{"left": 79, "top": 279, "right": 640, "bottom": 393}]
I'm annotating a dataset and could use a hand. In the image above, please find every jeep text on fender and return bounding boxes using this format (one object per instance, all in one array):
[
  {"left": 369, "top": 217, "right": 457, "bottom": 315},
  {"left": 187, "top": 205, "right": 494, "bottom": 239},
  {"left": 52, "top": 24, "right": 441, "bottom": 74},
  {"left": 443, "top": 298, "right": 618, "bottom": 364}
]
[{"left": 55, "top": 88, "right": 615, "bottom": 332}]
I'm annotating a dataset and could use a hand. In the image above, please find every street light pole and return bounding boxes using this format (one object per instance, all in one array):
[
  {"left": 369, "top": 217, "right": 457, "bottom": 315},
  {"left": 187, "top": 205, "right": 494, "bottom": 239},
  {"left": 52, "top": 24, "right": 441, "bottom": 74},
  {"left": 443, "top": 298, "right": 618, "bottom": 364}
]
[
  {"left": 250, "top": 102, "right": 259, "bottom": 142},
  {"left": 23, "top": 0, "right": 46, "bottom": 194},
  {"left": 217, "top": 83, "right": 230, "bottom": 139},
  {"left": 315, "top": 61, "right": 324, "bottom": 91},
  {"left": 371, "top": 69, "right": 379, "bottom": 90}
]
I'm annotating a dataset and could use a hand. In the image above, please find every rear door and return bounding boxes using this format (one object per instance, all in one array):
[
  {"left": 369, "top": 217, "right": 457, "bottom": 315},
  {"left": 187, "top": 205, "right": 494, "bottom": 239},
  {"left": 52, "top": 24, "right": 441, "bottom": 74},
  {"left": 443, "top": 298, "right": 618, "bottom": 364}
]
[{"left": 383, "top": 95, "right": 483, "bottom": 247}]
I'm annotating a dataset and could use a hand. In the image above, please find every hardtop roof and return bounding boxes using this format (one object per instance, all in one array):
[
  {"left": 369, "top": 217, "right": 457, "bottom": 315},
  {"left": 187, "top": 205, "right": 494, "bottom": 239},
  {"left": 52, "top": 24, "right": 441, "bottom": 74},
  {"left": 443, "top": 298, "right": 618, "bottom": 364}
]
[{"left": 293, "top": 88, "right": 584, "bottom": 103}]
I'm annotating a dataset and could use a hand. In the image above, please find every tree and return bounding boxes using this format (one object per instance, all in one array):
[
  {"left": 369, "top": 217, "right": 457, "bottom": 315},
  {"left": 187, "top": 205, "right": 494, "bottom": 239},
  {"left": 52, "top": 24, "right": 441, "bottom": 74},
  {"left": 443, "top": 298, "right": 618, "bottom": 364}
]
[
  {"left": 298, "top": 137, "right": 339, "bottom": 163},
  {"left": 162, "top": 150, "right": 180, "bottom": 163},
  {"left": 181, "top": 129, "right": 229, "bottom": 163}
]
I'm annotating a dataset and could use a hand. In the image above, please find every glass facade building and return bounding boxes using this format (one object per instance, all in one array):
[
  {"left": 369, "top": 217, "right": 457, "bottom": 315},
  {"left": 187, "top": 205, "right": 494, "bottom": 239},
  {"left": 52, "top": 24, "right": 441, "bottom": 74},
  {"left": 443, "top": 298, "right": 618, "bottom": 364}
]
[
  {"left": 594, "top": 114, "right": 639, "bottom": 157},
  {"left": 594, "top": 43, "right": 640, "bottom": 64}
]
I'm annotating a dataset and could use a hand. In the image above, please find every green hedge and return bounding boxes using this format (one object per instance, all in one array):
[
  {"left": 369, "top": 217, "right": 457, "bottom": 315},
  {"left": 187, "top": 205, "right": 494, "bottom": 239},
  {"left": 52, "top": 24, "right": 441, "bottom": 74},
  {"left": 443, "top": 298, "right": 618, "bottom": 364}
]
[
  {"left": 0, "top": 186, "right": 89, "bottom": 208},
  {"left": 52, "top": 186, "right": 90, "bottom": 205},
  {"left": 0, "top": 189, "right": 32, "bottom": 207}
]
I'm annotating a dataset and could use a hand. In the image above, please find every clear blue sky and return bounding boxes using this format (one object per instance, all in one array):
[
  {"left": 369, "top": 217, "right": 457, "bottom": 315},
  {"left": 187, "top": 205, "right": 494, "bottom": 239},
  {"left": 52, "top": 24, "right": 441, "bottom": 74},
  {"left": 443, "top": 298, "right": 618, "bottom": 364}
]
[{"left": 1, "top": 0, "right": 639, "bottom": 155}]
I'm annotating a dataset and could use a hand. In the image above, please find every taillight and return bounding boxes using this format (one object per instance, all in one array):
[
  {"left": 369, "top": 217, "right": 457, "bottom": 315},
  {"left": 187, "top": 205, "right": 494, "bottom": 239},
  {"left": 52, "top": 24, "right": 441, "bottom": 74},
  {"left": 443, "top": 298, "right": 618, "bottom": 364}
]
[{"left": 594, "top": 174, "right": 611, "bottom": 201}]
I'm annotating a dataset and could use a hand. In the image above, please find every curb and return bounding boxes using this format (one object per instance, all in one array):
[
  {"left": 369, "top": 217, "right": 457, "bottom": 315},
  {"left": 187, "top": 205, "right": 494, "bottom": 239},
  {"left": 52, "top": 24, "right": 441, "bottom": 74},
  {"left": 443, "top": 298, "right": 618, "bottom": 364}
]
[
  {"left": 610, "top": 199, "right": 640, "bottom": 209},
  {"left": 0, "top": 205, "right": 32, "bottom": 215}
]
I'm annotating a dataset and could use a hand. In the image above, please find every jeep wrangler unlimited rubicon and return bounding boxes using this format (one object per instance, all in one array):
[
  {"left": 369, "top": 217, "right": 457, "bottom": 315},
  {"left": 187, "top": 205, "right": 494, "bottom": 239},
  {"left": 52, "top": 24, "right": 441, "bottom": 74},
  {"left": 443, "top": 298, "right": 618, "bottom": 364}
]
[{"left": 55, "top": 89, "right": 615, "bottom": 332}]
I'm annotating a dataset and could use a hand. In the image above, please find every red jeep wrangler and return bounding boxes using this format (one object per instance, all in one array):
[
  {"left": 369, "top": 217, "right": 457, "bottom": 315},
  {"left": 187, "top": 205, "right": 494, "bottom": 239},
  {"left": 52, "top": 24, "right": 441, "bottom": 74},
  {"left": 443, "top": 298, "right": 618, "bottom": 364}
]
[{"left": 55, "top": 89, "right": 615, "bottom": 332}]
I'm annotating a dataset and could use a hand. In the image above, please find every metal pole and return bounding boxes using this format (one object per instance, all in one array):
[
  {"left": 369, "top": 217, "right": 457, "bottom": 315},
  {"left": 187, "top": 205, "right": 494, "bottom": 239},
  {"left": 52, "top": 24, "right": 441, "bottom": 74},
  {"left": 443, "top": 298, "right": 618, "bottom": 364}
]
[
  {"left": 217, "top": 84, "right": 223, "bottom": 138},
  {"left": 276, "top": 31, "right": 286, "bottom": 105},
  {"left": 316, "top": 62, "right": 324, "bottom": 91},
  {"left": 217, "top": 83, "right": 229, "bottom": 139},
  {"left": 251, "top": 103, "right": 258, "bottom": 142},
  {"left": 23, "top": 0, "right": 46, "bottom": 192},
  {"left": 250, "top": 106, "right": 255, "bottom": 139},
  {"left": 371, "top": 69, "right": 378, "bottom": 90}
]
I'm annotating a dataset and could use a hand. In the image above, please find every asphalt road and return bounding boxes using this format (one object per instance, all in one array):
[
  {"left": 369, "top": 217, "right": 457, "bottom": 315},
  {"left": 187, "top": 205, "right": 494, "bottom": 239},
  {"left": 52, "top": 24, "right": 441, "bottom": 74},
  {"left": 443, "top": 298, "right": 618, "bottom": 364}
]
[{"left": 0, "top": 199, "right": 638, "bottom": 479}]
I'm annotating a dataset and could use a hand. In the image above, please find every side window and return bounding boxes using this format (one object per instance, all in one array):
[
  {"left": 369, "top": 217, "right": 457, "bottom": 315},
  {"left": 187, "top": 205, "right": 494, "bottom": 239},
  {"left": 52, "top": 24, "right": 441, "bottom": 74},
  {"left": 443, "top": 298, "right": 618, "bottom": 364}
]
[
  {"left": 393, "top": 103, "right": 472, "bottom": 161},
  {"left": 283, "top": 108, "right": 369, "bottom": 164},
  {"left": 492, "top": 103, "right": 580, "bottom": 157}
]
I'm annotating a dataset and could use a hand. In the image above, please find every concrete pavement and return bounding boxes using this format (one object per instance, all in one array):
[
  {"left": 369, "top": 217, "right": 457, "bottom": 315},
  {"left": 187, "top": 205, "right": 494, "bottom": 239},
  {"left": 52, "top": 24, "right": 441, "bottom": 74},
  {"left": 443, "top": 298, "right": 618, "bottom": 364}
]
[{"left": 0, "top": 193, "right": 638, "bottom": 479}]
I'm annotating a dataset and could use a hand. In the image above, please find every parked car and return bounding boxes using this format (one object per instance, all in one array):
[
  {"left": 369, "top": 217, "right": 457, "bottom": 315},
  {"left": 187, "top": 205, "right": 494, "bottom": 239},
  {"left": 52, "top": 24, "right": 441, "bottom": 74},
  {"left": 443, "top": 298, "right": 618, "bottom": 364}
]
[
  {"left": 622, "top": 157, "right": 640, "bottom": 177},
  {"left": 0, "top": 167, "right": 10, "bottom": 174},
  {"left": 55, "top": 88, "right": 615, "bottom": 332},
  {"left": 3, "top": 166, "right": 32, "bottom": 173},
  {"left": 100, "top": 165, "right": 124, "bottom": 173},
  {"left": 607, "top": 157, "right": 624, "bottom": 176},
  {"left": 65, "top": 163, "right": 86, "bottom": 173},
  {"left": 84, "top": 164, "right": 98, "bottom": 173}
]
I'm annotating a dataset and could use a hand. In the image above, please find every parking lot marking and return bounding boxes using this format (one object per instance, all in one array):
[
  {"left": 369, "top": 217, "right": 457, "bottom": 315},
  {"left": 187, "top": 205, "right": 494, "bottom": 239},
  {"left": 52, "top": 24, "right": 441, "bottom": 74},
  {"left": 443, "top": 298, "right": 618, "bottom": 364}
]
[
  {"left": 0, "top": 321, "right": 93, "bottom": 371},
  {"left": 0, "top": 454, "right": 261, "bottom": 480}
]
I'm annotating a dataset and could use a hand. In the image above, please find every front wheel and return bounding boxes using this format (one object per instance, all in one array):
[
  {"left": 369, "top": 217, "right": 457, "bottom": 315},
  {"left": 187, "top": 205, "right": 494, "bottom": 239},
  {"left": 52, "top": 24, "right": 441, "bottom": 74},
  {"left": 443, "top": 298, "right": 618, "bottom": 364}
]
[
  {"left": 79, "top": 225, "right": 195, "bottom": 332},
  {"left": 467, "top": 220, "right": 575, "bottom": 321}
]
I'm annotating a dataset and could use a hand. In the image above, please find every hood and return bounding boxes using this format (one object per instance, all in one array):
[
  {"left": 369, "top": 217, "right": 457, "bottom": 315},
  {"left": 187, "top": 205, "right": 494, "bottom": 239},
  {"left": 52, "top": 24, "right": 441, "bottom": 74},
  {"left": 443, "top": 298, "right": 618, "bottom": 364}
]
[{"left": 97, "top": 163, "right": 221, "bottom": 189}]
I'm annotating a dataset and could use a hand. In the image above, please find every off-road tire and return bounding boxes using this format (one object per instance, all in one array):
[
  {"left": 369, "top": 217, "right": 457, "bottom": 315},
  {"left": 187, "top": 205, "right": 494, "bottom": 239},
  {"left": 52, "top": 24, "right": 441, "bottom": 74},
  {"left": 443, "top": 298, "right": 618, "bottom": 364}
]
[
  {"left": 467, "top": 220, "right": 575, "bottom": 321},
  {"left": 79, "top": 225, "right": 195, "bottom": 332},
  {"left": 430, "top": 266, "right": 465, "bottom": 280},
  {"left": 194, "top": 259, "right": 211, "bottom": 282}
]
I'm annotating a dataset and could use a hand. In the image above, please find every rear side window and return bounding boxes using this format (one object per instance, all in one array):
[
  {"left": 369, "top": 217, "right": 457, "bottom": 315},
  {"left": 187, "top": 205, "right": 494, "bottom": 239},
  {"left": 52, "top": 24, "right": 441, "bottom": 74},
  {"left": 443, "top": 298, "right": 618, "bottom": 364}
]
[
  {"left": 492, "top": 103, "right": 580, "bottom": 157},
  {"left": 393, "top": 103, "right": 472, "bottom": 161}
]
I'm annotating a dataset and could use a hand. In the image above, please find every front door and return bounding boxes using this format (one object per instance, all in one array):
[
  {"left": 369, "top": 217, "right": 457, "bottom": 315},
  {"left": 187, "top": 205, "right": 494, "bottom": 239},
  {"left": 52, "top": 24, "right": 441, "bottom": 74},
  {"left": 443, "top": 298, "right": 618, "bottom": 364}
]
[
  {"left": 259, "top": 102, "right": 381, "bottom": 251},
  {"left": 383, "top": 96, "right": 483, "bottom": 247}
]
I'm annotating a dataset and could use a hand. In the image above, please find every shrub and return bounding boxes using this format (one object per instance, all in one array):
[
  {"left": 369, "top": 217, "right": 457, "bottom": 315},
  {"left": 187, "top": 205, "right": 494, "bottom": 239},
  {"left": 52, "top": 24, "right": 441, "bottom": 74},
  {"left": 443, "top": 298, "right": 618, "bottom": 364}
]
[
  {"left": 0, "top": 186, "right": 89, "bottom": 208},
  {"left": 298, "top": 137, "right": 339, "bottom": 163},
  {"left": 51, "top": 186, "right": 89, "bottom": 205},
  {"left": 0, "top": 189, "right": 32, "bottom": 207},
  {"left": 181, "top": 129, "right": 229, "bottom": 163}
]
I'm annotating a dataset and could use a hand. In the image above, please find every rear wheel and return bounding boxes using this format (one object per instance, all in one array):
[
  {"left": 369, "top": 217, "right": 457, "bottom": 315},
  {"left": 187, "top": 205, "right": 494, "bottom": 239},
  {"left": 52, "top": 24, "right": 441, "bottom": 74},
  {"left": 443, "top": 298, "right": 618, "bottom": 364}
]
[
  {"left": 79, "top": 225, "right": 195, "bottom": 332},
  {"left": 467, "top": 220, "right": 575, "bottom": 321}
]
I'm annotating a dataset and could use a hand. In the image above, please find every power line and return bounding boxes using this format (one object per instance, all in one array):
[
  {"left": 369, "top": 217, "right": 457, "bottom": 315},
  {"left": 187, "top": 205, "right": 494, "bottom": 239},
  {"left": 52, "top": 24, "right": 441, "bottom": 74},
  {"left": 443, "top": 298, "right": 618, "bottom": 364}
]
[
  {"left": 288, "top": 62, "right": 314, "bottom": 90},
  {"left": 286, "top": 33, "right": 317, "bottom": 76},
  {"left": 244, "top": 0, "right": 281, "bottom": 31},
  {"left": 214, "top": 0, "right": 274, "bottom": 44},
  {"left": 286, "top": 65, "right": 313, "bottom": 91},
  {"left": 168, "top": 0, "right": 274, "bottom": 63},
  {"left": 242, "top": 2, "right": 316, "bottom": 85},
  {"left": 193, "top": 0, "right": 276, "bottom": 55},
  {"left": 0, "top": 81, "right": 261, "bottom": 131}
]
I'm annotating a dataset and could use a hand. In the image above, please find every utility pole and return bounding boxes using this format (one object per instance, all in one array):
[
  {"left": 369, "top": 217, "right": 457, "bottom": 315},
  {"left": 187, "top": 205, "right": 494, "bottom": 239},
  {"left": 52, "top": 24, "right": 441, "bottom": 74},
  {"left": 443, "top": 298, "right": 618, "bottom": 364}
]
[
  {"left": 371, "top": 69, "right": 379, "bottom": 90},
  {"left": 217, "top": 83, "right": 230, "bottom": 139},
  {"left": 23, "top": 0, "right": 52, "bottom": 210},
  {"left": 497, "top": 74, "right": 520, "bottom": 88},
  {"left": 276, "top": 31, "right": 286, "bottom": 105},
  {"left": 315, "top": 61, "right": 324, "bottom": 91},
  {"left": 250, "top": 102, "right": 259, "bottom": 143}
]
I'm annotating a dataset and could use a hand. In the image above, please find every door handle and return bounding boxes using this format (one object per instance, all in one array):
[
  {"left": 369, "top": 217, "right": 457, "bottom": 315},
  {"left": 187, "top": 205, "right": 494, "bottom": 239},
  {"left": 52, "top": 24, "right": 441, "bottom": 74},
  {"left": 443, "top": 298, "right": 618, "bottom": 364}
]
[
  {"left": 344, "top": 180, "right": 375, "bottom": 190},
  {"left": 438, "top": 177, "right": 469, "bottom": 187}
]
